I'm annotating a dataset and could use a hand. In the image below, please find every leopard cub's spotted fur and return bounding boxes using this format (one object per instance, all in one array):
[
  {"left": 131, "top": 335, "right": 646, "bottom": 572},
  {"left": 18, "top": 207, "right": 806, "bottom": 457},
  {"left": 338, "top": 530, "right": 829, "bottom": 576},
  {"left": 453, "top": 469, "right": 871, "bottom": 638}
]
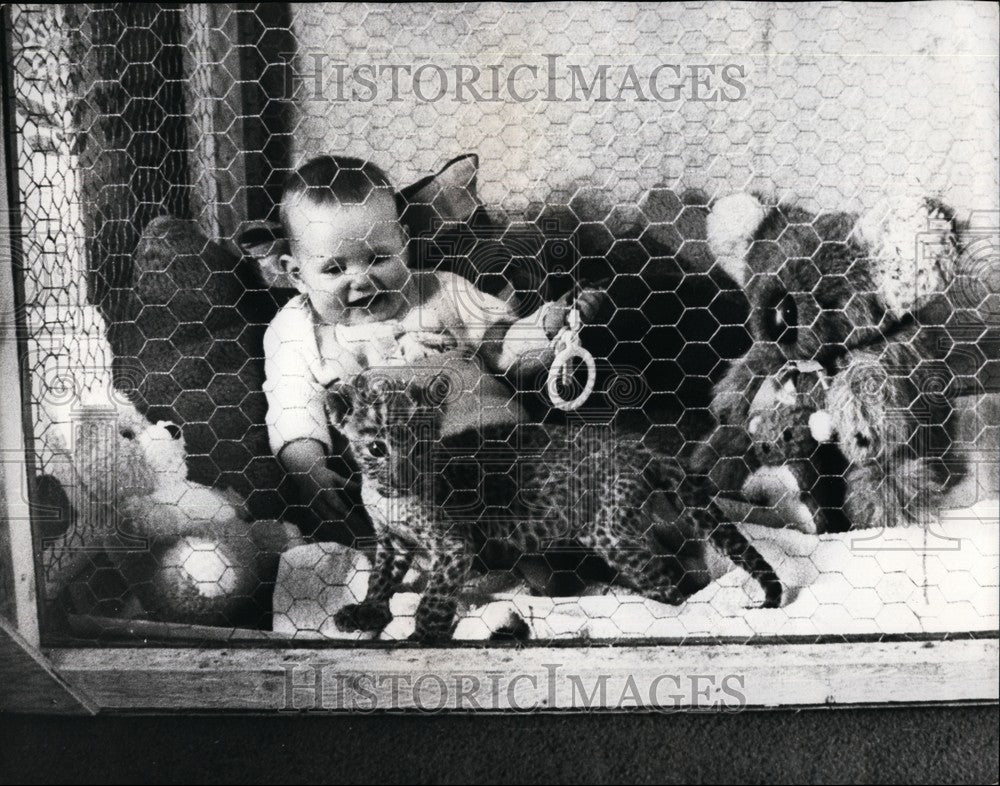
[{"left": 329, "top": 374, "right": 782, "bottom": 642}]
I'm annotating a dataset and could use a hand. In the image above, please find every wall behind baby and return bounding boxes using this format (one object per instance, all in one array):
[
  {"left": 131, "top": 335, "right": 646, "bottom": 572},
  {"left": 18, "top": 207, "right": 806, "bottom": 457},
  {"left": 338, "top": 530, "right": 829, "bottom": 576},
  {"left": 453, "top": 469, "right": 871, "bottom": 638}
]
[{"left": 289, "top": 1, "right": 999, "bottom": 224}]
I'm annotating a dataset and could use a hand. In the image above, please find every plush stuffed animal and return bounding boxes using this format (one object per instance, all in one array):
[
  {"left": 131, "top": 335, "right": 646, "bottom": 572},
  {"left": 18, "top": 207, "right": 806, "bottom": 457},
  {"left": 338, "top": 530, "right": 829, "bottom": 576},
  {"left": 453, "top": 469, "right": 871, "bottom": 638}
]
[
  {"left": 741, "top": 360, "right": 850, "bottom": 534},
  {"left": 692, "top": 193, "right": 962, "bottom": 531},
  {"left": 116, "top": 407, "right": 301, "bottom": 626},
  {"left": 120, "top": 415, "right": 249, "bottom": 537},
  {"left": 50, "top": 396, "right": 300, "bottom": 627}
]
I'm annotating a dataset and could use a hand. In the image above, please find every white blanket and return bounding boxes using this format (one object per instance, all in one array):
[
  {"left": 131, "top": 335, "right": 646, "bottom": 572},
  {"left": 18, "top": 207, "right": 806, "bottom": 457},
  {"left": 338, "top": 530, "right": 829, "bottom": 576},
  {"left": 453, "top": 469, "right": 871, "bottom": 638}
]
[{"left": 272, "top": 498, "right": 999, "bottom": 641}]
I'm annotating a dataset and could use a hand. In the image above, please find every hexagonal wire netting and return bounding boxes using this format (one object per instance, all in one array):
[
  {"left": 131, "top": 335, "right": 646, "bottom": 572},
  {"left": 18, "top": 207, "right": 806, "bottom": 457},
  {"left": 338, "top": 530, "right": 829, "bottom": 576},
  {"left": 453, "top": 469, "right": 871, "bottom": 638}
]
[{"left": 5, "top": 3, "right": 998, "bottom": 643}]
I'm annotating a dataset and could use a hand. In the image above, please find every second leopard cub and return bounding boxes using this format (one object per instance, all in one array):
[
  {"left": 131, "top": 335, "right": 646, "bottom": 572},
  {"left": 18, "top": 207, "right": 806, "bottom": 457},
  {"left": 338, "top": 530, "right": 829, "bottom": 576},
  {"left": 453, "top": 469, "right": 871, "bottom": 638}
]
[{"left": 329, "top": 373, "right": 783, "bottom": 641}]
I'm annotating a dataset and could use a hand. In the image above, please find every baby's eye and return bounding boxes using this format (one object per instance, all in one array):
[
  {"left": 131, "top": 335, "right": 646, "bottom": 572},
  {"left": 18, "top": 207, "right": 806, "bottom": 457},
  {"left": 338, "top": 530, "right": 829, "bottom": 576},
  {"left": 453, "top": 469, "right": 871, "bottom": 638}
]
[
  {"left": 322, "top": 262, "right": 345, "bottom": 275},
  {"left": 365, "top": 439, "right": 389, "bottom": 458},
  {"left": 369, "top": 254, "right": 393, "bottom": 267}
]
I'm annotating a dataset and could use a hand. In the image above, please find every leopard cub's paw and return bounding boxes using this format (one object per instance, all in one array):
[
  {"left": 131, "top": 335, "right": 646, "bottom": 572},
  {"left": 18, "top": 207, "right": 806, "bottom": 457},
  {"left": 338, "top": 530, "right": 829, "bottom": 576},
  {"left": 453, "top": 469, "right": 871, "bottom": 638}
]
[
  {"left": 334, "top": 601, "right": 393, "bottom": 633},
  {"left": 409, "top": 616, "right": 455, "bottom": 644},
  {"left": 650, "top": 585, "right": 689, "bottom": 606},
  {"left": 407, "top": 627, "right": 453, "bottom": 645}
]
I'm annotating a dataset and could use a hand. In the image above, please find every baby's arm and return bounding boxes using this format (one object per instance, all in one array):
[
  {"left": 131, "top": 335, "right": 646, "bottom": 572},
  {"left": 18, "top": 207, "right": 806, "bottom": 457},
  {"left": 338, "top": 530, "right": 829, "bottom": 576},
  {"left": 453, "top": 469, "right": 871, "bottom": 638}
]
[
  {"left": 491, "top": 289, "right": 605, "bottom": 373},
  {"left": 441, "top": 273, "right": 601, "bottom": 374},
  {"left": 484, "top": 302, "right": 556, "bottom": 373},
  {"left": 264, "top": 308, "right": 368, "bottom": 540},
  {"left": 276, "top": 438, "right": 368, "bottom": 540}
]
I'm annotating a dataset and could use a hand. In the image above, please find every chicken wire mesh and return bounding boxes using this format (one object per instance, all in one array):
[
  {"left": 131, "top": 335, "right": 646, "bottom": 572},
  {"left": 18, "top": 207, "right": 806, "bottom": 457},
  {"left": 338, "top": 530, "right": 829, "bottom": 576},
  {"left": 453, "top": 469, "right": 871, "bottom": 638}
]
[{"left": 3, "top": 2, "right": 998, "bottom": 644}]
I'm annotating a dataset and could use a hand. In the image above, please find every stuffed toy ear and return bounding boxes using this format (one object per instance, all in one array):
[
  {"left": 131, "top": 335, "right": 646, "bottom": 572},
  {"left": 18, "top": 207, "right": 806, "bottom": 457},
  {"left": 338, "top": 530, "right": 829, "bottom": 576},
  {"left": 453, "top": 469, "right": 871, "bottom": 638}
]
[
  {"left": 397, "top": 154, "right": 481, "bottom": 228},
  {"left": 237, "top": 220, "right": 295, "bottom": 289},
  {"left": 706, "top": 193, "right": 768, "bottom": 287},
  {"left": 854, "top": 196, "right": 958, "bottom": 318}
]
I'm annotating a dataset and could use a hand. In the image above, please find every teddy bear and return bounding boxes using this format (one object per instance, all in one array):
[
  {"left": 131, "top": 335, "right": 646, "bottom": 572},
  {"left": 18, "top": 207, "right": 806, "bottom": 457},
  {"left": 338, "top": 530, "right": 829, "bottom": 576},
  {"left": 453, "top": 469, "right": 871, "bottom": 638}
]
[
  {"left": 47, "top": 396, "right": 300, "bottom": 627},
  {"left": 120, "top": 404, "right": 303, "bottom": 626},
  {"left": 690, "top": 192, "right": 963, "bottom": 532},
  {"left": 119, "top": 410, "right": 249, "bottom": 537}
]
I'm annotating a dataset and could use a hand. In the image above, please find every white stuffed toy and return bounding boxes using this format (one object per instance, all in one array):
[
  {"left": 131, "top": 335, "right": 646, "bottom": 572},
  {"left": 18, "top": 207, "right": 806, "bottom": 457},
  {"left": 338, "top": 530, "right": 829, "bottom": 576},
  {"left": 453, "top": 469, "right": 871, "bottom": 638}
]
[
  {"left": 122, "top": 417, "right": 249, "bottom": 538},
  {"left": 49, "top": 396, "right": 300, "bottom": 627},
  {"left": 118, "top": 411, "right": 302, "bottom": 626},
  {"left": 741, "top": 361, "right": 847, "bottom": 535}
]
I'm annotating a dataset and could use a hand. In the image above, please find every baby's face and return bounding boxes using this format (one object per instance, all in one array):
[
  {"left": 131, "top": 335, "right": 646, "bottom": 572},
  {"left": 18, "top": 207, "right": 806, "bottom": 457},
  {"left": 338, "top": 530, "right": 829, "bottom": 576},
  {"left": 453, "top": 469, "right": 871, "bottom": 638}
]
[{"left": 283, "top": 190, "right": 411, "bottom": 326}]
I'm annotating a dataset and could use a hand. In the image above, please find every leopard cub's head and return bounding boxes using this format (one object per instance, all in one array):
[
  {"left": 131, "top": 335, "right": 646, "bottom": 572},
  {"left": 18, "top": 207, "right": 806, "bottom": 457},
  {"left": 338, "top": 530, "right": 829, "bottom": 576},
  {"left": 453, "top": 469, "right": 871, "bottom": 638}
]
[{"left": 327, "top": 371, "right": 449, "bottom": 497}]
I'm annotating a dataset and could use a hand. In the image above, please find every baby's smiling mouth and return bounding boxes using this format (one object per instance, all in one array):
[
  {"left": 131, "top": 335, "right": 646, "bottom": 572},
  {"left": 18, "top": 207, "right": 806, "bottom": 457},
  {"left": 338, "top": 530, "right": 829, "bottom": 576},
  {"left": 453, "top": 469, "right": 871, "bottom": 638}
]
[{"left": 346, "top": 291, "right": 382, "bottom": 310}]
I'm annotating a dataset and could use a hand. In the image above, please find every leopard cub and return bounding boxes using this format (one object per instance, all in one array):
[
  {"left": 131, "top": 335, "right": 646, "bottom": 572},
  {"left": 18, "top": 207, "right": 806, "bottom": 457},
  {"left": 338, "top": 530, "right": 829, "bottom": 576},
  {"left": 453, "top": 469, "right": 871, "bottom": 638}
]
[{"left": 329, "top": 373, "right": 782, "bottom": 642}]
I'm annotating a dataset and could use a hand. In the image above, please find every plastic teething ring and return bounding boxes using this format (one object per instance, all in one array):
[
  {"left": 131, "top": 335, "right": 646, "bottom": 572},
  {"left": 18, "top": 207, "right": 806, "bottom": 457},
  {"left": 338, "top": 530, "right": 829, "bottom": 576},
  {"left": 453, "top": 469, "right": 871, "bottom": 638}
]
[
  {"left": 547, "top": 343, "right": 596, "bottom": 411},
  {"left": 547, "top": 306, "right": 597, "bottom": 411}
]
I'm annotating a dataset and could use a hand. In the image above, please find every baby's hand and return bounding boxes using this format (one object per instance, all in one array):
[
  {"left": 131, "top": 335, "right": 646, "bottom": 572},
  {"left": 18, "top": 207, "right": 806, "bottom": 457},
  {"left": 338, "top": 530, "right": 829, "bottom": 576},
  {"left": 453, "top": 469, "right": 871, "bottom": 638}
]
[
  {"left": 575, "top": 288, "right": 606, "bottom": 322},
  {"left": 543, "top": 288, "right": 608, "bottom": 337},
  {"left": 309, "top": 355, "right": 367, "bottom": 388}
]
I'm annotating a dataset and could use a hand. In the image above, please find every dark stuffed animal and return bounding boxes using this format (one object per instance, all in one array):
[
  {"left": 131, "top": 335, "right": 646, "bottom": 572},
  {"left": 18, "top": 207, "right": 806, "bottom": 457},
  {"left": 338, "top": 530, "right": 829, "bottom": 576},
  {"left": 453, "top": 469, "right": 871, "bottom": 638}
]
[
  {"left": 691, "top": 193, "right": 963, "bottom": 531},
  {"left": 115, "top": 215, "right": 290, "bottom": 524},
  {"left": 393, "top": 161, "right": 754, "bottom": 427},
  {"left": 520, "top": 190, "right": 753, "bottom": 434}
]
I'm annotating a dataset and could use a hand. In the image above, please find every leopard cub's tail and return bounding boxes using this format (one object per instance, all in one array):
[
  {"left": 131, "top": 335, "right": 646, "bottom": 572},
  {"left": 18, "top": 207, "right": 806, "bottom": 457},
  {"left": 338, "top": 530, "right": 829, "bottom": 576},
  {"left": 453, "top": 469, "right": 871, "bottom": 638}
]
[
  {"left": 705, "top": 514, "right": 783, "bottom": 608},
  {"left": 655, "top": 458, "right": 783, "bottom": 608}
]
